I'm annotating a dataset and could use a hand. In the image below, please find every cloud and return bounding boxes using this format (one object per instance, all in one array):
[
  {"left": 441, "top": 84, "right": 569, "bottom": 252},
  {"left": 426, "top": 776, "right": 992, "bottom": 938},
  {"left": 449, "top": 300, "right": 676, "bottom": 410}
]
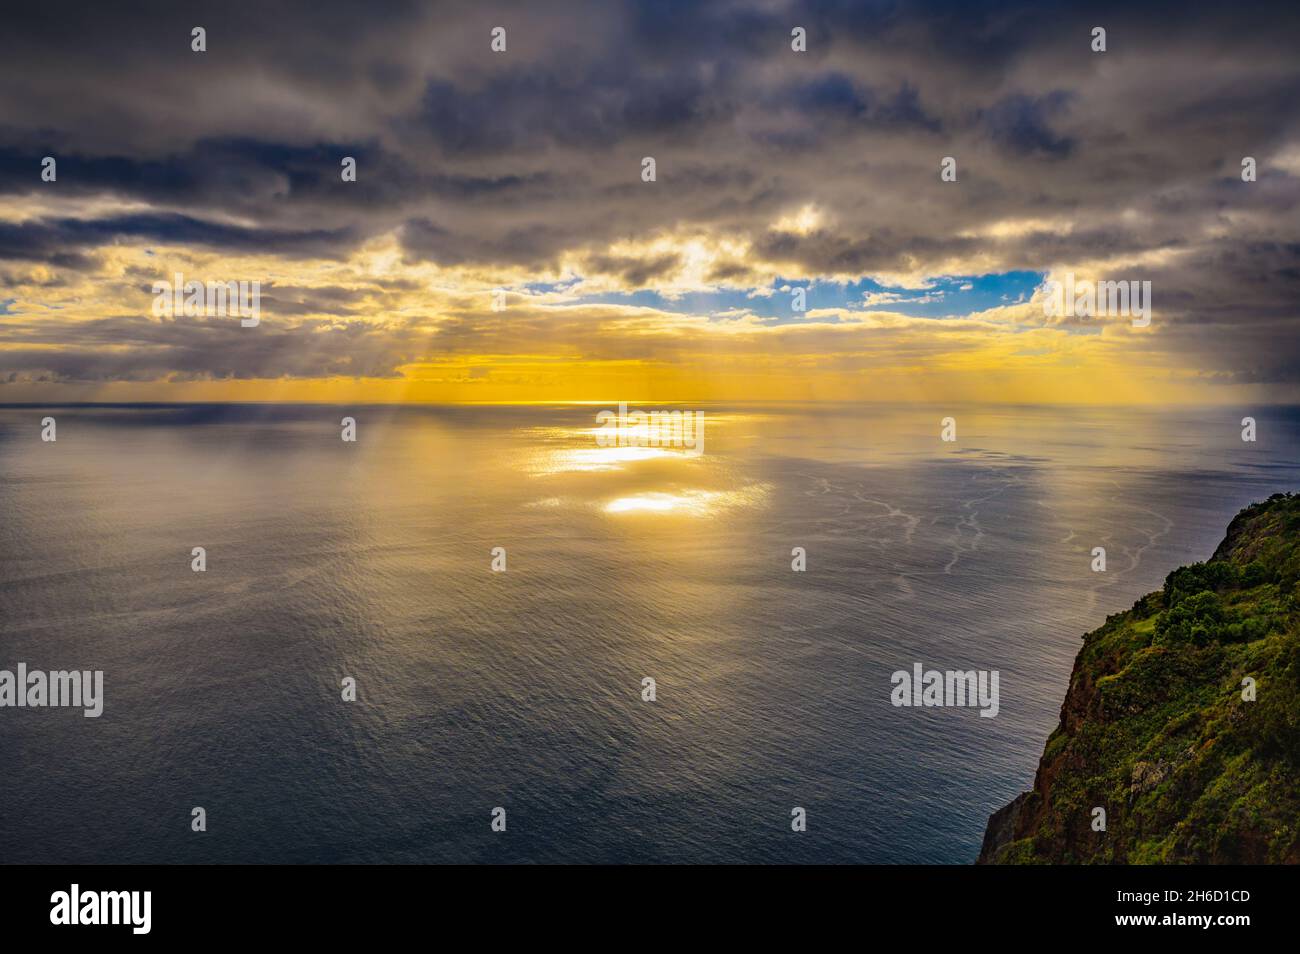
[{"left": 0, "top": 0, "right": 1298, "bottom": 400}]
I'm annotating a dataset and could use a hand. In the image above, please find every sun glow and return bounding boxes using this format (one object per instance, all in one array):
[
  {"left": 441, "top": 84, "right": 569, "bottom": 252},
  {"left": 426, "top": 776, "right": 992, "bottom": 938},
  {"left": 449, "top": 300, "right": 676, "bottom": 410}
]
[
  {"left": 529, "top": 444, "right": 679, "bottom": 474},
  {"left": 603, "top": 485, "right": 768, "bottom": 516}
]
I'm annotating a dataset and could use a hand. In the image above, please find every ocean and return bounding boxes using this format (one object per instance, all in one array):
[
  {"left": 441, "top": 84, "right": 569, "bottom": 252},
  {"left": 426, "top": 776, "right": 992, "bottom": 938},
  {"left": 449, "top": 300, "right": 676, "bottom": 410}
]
[{"left": 2, "top": 402, "right": 1297, "bottom": 863}]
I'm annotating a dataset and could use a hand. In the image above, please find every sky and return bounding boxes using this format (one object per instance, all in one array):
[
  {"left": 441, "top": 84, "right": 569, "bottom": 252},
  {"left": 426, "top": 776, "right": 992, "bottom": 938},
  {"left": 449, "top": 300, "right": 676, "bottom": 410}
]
[{"left": 1, "top": 0, "right": 1298, "bottom": 405}]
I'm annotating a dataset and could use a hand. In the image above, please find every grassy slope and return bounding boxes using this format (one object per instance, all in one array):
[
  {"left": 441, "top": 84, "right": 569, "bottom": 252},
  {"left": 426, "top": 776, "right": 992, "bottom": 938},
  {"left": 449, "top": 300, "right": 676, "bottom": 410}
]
[{"left": 989, "top": 493, "right": 1300, "bottom": 864}]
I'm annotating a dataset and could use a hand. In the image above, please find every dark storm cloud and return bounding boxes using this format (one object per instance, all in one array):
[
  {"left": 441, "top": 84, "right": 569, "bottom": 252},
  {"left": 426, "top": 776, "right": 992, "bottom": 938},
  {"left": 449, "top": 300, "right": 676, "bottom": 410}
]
[
  {"left": 0, "top": 213, "right": 360, "bottom": 261},
  {"left": 0, "top": 0, "right": 1299, "bottom": 386},
  {"left": 977, "top": 92, "right": 1075, "bottom": 158},
  {"left": 586, "top": 252, "right": 684, "bottom": 286},
  {"left": 417, "top": 65, "right": 730, "bottom": 156},
  {"left": 400, "top": 217, "right": 574, "bottom": 269},
  {"left": 0, "top": 312, "right": 423, "bottom": 380}
]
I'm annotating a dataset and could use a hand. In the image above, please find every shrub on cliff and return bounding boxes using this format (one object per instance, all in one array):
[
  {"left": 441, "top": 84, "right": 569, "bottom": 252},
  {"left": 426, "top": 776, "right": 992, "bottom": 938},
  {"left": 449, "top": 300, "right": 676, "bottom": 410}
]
[{"left": 1155, "top": 590, "right": 1225, "bottom": 646}]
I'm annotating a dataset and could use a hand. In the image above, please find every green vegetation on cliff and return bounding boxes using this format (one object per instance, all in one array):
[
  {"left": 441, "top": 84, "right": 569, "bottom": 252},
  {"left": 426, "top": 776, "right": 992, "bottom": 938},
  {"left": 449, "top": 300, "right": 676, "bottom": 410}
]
[{"left": 980, "top": 493, "right": 1300, "bottom": 864}]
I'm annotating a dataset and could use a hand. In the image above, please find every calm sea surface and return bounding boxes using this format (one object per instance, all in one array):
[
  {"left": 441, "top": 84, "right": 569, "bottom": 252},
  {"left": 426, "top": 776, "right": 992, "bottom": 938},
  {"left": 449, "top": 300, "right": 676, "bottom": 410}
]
[{"left": 2, "top": 403, "right": 1298, "bottom": 863}]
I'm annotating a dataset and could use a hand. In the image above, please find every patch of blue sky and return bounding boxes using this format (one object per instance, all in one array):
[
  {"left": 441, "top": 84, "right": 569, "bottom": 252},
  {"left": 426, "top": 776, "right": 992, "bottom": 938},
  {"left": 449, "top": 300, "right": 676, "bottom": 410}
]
[
  {"left": 558, "top": 271, "right": 1046, "bottom": 323},
  {"left": 519, "top": 278, "right": 582, "bottom": 295}
]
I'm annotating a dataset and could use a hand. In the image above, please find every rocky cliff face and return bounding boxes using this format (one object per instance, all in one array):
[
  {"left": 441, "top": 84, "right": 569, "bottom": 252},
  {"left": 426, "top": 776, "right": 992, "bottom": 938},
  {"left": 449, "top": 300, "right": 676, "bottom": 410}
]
[{"left": 978, "top": 493, "right": 1300, "bottom": 864}]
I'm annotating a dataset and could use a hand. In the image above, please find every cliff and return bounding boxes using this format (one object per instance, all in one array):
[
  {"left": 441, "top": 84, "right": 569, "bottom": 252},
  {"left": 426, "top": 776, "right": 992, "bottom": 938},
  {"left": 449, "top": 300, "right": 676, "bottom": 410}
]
[{"left": 978, "top": 492, "right": 1300, "bottom": 864}]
